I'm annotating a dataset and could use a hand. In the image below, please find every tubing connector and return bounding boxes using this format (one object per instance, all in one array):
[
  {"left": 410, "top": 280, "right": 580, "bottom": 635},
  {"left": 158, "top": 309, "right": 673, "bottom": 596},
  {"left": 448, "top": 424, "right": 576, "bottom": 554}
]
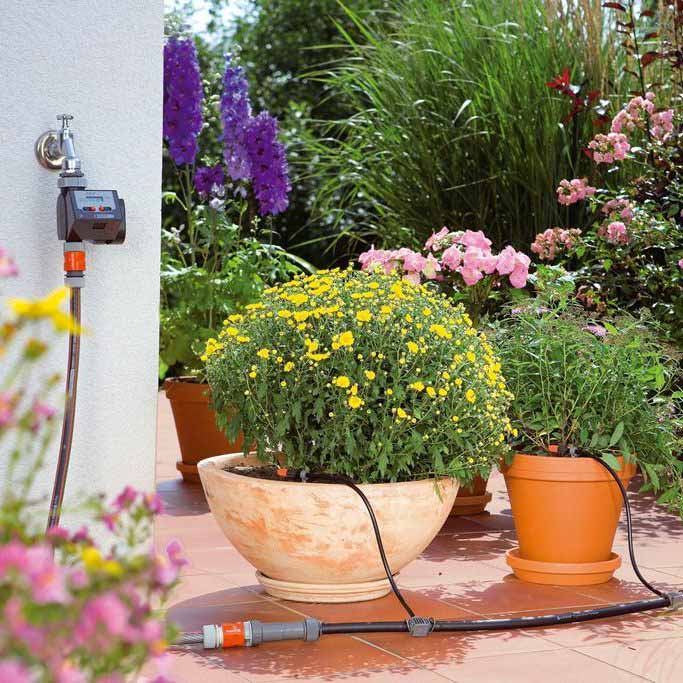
[
  {"left": 64, "top": 243, "right": 85, "bottom": 288},
  {"left": 666, "top": 592, "right": 683, "bottom": 611},
  {"left": 201, "top": 619, "right": 322, "bottom": 649},
  {"left": 406, "top": 616, "right": 434, "bottom": 637}
]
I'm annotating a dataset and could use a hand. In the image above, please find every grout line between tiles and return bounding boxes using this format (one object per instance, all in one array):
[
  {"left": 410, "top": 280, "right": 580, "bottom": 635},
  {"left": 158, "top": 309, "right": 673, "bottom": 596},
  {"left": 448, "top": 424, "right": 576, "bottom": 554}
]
[{"left": 568, "top": 646, "right": 656, "bottom": 682}]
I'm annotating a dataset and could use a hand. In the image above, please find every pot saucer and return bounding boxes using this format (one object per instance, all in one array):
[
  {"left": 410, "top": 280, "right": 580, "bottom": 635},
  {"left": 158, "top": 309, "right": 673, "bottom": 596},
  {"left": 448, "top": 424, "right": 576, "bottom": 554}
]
[{"left": 506, "top": 548, "right": 621, "bottom": 586}]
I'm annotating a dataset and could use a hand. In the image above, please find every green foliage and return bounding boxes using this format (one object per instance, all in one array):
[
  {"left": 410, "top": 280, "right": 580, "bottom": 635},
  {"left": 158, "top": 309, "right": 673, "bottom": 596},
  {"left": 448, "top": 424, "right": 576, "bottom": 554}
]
[
  {"left": 160, "top": 195, "right": 305, "bottom": 377},
  {"left": 308, "top": 0, "right": 625, "bottom": 252},
  {"left": 205, "top": 268, "right": 514, "bottom": 484},
  {"left": 496, "top": 296, "right": 683, "bottom": 513}
]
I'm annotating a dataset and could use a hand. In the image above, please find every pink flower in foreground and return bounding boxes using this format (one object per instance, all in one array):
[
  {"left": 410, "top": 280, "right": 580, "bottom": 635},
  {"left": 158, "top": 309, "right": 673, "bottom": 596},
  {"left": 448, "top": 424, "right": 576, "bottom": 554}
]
[
  {"left": 424, "top": 227, "right": 450, "bottom": 251},
  {"left": 4, "top": 597, "right": 46, "bottom": 651},
  {"left": 588, "top": 132, "right": 630, "bottom": 164},
  {"left": 113, "top": 486, "right": 138, "bottom": 512},
  {"left": 495, "top": 246, "right": 516, "bottom": 275},
  {"left": 53, "top": 662, "right": 87, "bottom": 683},
  {"left": 74, "top": 593, "right": 130, "bottom": 647},
  {"left": 398, "top": 248, "right": 426, "bottom": 275},
  {"left": 0, "top": 659, "right": 35, "bottom": 683},
  {"left": 144, "top": 493, "right": 164, "bottom": 515},
  {"left": 358, "top": 247, "right": 400, "bottom": 275},
  {"left": 603, "top": 221, "right": 629, "bottom": 244},
  {"left": 556, "top": 178, "right": 596, "bottom": 206},
  {"left": 0, "top": 248, "right": 18, "bottom": 278},
  {"left": 152, "top": 540, "right": 186, "bottom": 587},
  {"left": 0, "top": 392, "right": 15, "bottom": 427},
  {"left": 678, "top": 258, "right": 683, "bottom": 269}
]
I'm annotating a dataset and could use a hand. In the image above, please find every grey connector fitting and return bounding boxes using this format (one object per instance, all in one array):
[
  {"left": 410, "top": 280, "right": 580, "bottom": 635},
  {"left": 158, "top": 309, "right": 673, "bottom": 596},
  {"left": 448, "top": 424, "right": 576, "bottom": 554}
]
[
  {"left": 247, "top": 618, "right": 322, "bottom": 646},
  {"left": 667, "top": 592, "right": 683, "bottom": 611},
  {"left": 406, "top": 616, "right": 434, "bottom": 637}
]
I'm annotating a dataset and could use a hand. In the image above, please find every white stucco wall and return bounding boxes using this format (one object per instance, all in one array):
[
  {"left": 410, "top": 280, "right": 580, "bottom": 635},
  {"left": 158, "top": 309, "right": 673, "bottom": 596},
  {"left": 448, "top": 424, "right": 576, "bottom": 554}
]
[{"left": 0, "top": 2, "right": 163, "bottom": 530}]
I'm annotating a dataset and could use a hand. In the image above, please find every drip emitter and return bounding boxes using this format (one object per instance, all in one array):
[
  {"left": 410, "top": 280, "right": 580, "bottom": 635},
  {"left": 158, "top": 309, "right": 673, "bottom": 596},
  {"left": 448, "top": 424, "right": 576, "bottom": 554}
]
[
  {"left": 36, "top": 114, "right": 126, "bottom": 529},
  {"left": 176, "top": 457, "right": 682, "bottom": 649}
]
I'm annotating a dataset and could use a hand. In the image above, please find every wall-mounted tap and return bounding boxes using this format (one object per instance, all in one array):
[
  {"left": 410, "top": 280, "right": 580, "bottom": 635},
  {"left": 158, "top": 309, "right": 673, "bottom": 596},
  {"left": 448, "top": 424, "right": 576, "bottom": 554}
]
[{"left": 57, "top": 114, "right": 83, "bottom": 178}]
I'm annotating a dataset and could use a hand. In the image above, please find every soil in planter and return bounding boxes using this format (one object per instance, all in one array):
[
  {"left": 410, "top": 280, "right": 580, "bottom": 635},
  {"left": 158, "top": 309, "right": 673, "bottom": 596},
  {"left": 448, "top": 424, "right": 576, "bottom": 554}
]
[{"left": 224, "top": 464, "right": 358, "bottom": 484}]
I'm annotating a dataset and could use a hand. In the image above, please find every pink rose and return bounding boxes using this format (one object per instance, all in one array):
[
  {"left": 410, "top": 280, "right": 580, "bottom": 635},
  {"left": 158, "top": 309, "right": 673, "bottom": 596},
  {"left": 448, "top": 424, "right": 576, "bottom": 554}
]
[
  {"left": 496, "top": 245, "right": 517, "bottom": 275},
  {"left": 0, "top": 660, "right": 35, "bottom": 683},
  {"left": 421, "top": 253, "right": 441, "bottom": 280}
]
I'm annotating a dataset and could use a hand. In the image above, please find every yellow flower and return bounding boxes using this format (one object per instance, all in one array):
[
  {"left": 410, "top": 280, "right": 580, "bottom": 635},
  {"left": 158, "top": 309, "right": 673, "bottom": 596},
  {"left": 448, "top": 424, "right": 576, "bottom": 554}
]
[
  {"left": 409, "top": 381, "right": 425, "bottom": 392},
  {"left": 333, "top": 375, "right": 351, "bottom": 388},
  {"left": 396, "top": 407, "right": 409, "bottom": 419},
  {"left": 438, "top": 388, "right": 448, "bottom": 397},
  {"left": 466, "top": 389, "right": 476, "bottom": 403},
  {"left": 349, "top": 383, "right": 359, "bottom": 396},
  {"left": 81, "top": 547, "right": 104, "bottom": 572},
  {"left": 278, "top": 310, "right": 292, "bottom": 318},
  {"left": 294, "top": 311, "right": 310, "bottom": 322},
  {"left": 356, "top": 310, "right": 372, "bottom": 322},
  {"left": 288, "top": 293, "right": 309, "bottom": 306},
  {"left": 386, "top": 388, "right": 393, "bottom": 395},
  {"left": 237, "top": 336, "right": 250, "bottom": 343},
  {"left": 333, "top": 331, "right": 354, "bottom": 348},
  {"left": 102, "top": 560, "right": 124, "bottom": 578},
  {"left": 307, "top": 352, "right": 330, "bottom": 362},
  {"left": 380, "top": 305, "right": 392, "bottom": 315},
  {"left": 407, "top": 341, "right": 419, "bottom": 354},
  {"left": 9, "top": 287, "right": 82, "bottom": 334},
  {"left": 284, "top": 361, "right": 295, "bottom": 372},
  {"left": 426, "top": 386, "right": 436, "bottom": 398},
  {"left": 257, "top": 348, "right": 270, "bottom": 360},
  {"left": 364, "top": 370, "right": 376, "bottom": 380},
  {"left": 224, "top": 327, "right": 239, "bottom": 337},
  {"left": 348, "top": 395, "right": 363, "bottom": 409},
  {"left": 466, "top": 351, "right": 476, "bottom": 363},
  {"left": 429, "top": 324, "right": 452, "bottom": 340}
]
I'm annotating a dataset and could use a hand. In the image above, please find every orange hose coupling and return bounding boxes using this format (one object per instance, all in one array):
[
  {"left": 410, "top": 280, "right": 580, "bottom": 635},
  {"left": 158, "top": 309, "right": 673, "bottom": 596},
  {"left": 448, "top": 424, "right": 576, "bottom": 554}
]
[
  {"left": 221, "top": 622, "right": 246, "bottom": 647},
  {"left": 64, "top": 250, "right": 86, "bottom": 273}
]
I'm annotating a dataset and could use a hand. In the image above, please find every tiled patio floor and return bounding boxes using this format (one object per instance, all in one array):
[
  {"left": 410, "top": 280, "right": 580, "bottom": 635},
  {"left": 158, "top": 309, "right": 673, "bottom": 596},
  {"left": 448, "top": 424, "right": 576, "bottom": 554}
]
[{"left": 154, "top": 394, "right": 683, "bottom": 682}]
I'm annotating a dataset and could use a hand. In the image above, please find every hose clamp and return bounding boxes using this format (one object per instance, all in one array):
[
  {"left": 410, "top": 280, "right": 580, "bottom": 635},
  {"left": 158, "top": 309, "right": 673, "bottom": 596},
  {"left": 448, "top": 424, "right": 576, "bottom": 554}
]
[{"left": 406, "top": 616, "right": 434, "bottom": 637}]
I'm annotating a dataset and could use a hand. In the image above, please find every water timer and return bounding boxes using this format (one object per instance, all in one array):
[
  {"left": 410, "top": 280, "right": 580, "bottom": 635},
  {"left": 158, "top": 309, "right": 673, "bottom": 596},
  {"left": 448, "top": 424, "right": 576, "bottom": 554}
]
[{"left": 57, "top": 189, "right": 126, "bottom": 244}]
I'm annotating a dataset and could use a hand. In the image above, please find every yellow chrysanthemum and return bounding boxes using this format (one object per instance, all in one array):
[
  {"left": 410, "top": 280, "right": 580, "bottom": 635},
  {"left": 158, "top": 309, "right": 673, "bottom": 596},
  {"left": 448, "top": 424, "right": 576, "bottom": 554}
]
[
  {"left": 356, "top": 310, "right": 372, "bottom": 322},
  {"left": 348, "top": 395, "right": 363, "bottom": 409},
  {"left": 333, "top": 375, "right": 351, "bottom": 388}
]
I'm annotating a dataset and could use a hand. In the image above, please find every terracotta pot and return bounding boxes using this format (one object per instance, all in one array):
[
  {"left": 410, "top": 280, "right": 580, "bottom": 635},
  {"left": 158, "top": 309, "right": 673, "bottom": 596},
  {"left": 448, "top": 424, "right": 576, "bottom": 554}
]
[
  {"left": 198, "top": 453, "right": 459, "bottom": 603},
  {"left": 503, "top": 453, "right": 636, "bottom": 585},
  {"left": 163, "top": 378, "right": 243, "bottom": 483},
  {"left": 450, "top": 474, "right": 492, "bottom": 516}
]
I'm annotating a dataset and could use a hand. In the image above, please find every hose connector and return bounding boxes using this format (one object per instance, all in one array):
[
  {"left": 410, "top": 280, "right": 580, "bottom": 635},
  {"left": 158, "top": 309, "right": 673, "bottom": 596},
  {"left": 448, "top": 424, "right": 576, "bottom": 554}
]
[
  {"left": 201, "top": 618, "right": 322, "bottom": 649},
  {"left": 666, "top": 591, "right": 683, "bottom": 611},
  {"left": 64, "top": 243, "right": 85, "bottom": 288}
]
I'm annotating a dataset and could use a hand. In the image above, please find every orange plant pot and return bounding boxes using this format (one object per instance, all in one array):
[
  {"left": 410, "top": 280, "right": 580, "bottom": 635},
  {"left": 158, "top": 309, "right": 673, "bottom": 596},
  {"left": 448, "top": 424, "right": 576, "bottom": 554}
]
[
  {"left": 163, "top": 378, "right": 244, "bottom": 483},
  {"left": 450, "top": 474, "right": 492, "bottom": 516},
  {"left": 503, "top": 453, "right": 636, "bottom": 585}
]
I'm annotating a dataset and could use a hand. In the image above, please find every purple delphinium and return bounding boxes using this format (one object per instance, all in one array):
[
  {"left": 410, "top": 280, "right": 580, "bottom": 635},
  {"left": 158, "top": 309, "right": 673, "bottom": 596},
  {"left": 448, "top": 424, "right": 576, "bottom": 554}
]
[
  {"left": 244, "top": 112, "right": 291, "bottom": 215},
  {"left": 163, "top": 37, "right": 203, "bottom": 166},
  {"left": 220, "top": 55, "right": 252, "bottom": 181},
  {"left": 194, "top": 164, "right": 225, "bottom": 196}
]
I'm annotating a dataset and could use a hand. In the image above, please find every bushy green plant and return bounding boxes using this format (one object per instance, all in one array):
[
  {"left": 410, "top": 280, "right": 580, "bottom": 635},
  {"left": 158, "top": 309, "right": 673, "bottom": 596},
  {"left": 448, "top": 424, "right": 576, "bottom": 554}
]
[
  {"left": 307, "top": 0, "right": 624, "bottom": 252},
  {"left": 496, "top": 295, "right": 683, "bottom": 512},
  {"left": 204, "top": 268, "right": 514, "bottom": 484}
]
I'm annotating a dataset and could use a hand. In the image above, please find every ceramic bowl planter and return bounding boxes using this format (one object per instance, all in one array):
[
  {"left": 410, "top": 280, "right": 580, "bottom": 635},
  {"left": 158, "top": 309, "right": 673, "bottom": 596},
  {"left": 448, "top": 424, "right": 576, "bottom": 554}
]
[
  {"left": 503, "top": 453, "right": 636, "bottom": 585},
  {"left": 164, "top": 378, "right": 243, "bottom": 483},
  {"left": 199, "top": 453, "right": 459, "bottom": 603},
  {"left": 450, "top": 474, "right": 492, "bottom": 516}
]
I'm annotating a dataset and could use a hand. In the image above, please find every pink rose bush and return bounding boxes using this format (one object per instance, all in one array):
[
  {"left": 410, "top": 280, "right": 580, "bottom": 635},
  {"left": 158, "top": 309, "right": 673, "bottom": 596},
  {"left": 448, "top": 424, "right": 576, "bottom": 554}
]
[
  {"left": 556, "top": 178, "right": 596, "bottom": 206},
  {"left": 360, "top": 229, "right": 531, "bottom": 324},
  {"left": 531, "top": 228, "right": 582, "bottom": 261},
  {"left": 0, "top": 248, "right": 180, "bottom": 683}
]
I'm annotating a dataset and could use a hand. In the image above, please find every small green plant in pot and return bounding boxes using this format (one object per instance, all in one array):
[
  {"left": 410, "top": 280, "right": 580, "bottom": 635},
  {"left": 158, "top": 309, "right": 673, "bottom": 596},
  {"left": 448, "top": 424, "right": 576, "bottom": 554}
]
[
  {"left": 497, "top": 295, "right": 682, "bottom": 586},
  {"left": 199, "top": 268, "right": 513, "bottom": 602}
]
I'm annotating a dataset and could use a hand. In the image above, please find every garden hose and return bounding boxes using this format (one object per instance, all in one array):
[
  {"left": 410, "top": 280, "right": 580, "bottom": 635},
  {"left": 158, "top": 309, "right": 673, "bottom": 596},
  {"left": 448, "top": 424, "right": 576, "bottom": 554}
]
[
  {"left": 175, "top": 456, "right": 683, "bottom": 649},
  {"left": 47, "top": 248, "right": 84, "bottom": 530}
]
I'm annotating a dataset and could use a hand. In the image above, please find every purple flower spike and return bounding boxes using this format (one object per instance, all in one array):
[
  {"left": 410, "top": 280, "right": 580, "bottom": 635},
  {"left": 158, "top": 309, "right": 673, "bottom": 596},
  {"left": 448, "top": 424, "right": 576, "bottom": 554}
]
[
  {"left": 244, "top": 112, "right": 291, "bottom": 215},
  {"left": 163, "top": 37, "right": 203, "bottom": 166},
  {"left": 194, "top": 164, "right": 225, "bottom": 195},
  {"left": 221, "top": 55, "right": 253, "bottom": 181}
]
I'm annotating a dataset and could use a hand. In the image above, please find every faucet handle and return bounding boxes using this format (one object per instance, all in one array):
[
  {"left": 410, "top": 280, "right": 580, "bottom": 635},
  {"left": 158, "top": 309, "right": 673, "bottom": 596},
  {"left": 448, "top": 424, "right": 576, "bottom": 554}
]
[{"left": 57, "top": 114, "right": 74, "bottom": 129}]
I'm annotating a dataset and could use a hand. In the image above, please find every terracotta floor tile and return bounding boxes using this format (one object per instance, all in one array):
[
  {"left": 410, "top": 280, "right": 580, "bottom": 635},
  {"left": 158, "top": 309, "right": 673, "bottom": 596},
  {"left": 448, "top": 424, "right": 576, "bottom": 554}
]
[
  {"left": 420, "top": 576, "right": 599, "bottom": 616},
  {"left": 487, "top": 608, "right": 683, "bottom": 649},
  {"left": 396, "top": 557, "right": 508, "bottom": 587},
  {"left": 421, "top": 532, "right": 517, "bottom": 563},
  {"left": 169, "top": 635, "right": 423, "bottom": 682},
  {"left": 166, "top": 575, "right": 269, "bottom": 609},
  {"left": 575, "top": 636, "right": 683, "bottom": 682},
  {"left": 360, "top": 628, "right": 560, "bottom": 674},
  {"left": 419, "top": 648, "right": 648, "bottom": 682}
]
